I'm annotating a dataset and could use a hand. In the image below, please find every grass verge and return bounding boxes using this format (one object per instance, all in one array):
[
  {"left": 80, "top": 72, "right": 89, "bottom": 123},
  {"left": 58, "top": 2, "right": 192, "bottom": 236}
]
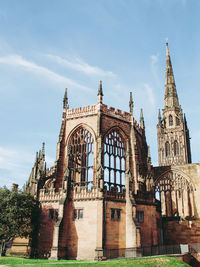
[{"left": 0, "top": 255, "right": 190, "bottom": 267}]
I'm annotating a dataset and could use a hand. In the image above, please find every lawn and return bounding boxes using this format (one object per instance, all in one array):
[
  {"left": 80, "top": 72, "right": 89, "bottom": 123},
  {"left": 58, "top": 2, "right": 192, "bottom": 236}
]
[{"left": 0, "top": 255, "right": 190, "bottom": 267}]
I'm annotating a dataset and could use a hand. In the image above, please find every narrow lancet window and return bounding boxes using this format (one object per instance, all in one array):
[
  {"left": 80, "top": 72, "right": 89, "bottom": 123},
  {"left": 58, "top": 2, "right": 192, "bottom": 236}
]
[
  {"left": 169, "top": 115, "right": 173, "bottom": 126},
  {"left": 165, "top": 141, "right": 170, "bottom": 157},
  {"left": 174, "top": 140, "right": 179, "bottom": 156}
]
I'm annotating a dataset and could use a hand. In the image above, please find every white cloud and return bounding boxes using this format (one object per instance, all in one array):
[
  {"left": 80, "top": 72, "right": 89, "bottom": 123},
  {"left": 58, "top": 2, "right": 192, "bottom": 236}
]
[
  {"left": 0, "top": 54, "right": 93, "bottom": 92},
  {"left": 150, "top": 53, "right": 160, "bottom": 87},
  {"left": 144, "top": 83, "right": 156, "bottom": 109},
  {"left": 46, "top": 54, "right": 116, "bottom": 78}
]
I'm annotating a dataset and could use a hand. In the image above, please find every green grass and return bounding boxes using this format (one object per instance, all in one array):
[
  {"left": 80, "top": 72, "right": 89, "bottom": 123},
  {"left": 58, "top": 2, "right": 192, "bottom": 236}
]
[{"left": 0, "top": 255, "right": 190, "bottom": 267}]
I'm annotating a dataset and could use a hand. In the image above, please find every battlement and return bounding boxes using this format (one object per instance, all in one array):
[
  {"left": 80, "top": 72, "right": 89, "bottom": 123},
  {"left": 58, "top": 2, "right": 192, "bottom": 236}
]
[
  {"left": 101, "top": 104, "right": 142, "bottom": 134},
  {"left": 66, "top": 104, "right": 97, "bottom": 118},
  {"left": 39, "top": 188, "right": 66, "bottom": 202},
  {"left": 73, "top": 186, "right": 103, "bottom": 200}
]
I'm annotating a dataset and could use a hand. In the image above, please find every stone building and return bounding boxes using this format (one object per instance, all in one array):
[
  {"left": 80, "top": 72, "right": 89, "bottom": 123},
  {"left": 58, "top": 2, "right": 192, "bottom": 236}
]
[{"left": 25, "top": 43, "right": 200, "bottom": 259}]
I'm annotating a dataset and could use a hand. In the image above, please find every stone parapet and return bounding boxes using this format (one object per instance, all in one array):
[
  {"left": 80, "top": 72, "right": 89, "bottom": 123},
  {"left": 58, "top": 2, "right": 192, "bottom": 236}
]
[
  {"left": 66, "top": 105, "right": 97, "bottom": 119},
  {"left": 39, "top": 188, "right": 66, "bottom": 202},
  {"left": 73, "top": 186, "right": 103, "bottom": 200}
]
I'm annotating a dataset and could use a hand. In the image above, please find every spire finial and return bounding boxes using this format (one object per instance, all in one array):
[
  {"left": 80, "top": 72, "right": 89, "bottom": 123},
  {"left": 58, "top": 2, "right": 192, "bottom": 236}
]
[
  {"left": 42, "top": 142, "right": 45, "bottom": 159},
  {"left": 63, "top": 88, "right": 69, "bottom": 109},
  {"left": 97, "top": 80, "right": 103, "bottom": 104},
  {"left": 129, "top": 92, "right": 134, "bottom": 115},
  {"left": 140, "top": 108, "right": 145, "bottom": 129},
  {"left": 158, "top": 109, "right": 162, "bottom": 124}
]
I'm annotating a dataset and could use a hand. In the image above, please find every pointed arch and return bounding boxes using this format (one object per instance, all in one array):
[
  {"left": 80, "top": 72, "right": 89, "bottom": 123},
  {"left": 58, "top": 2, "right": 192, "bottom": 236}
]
[
  {"left": 67, "top": 125, "right": 95, "bottom": 188},
  {"left": 154, "top": 170, "right": 195, "bottom": 218}
]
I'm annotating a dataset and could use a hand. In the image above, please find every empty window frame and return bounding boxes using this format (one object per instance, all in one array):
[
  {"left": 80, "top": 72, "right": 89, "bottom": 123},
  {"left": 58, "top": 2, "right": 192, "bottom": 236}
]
[
  {"left": 169, "top": 115, "right": 173, "bottom": 126},
  {"left": 136, "top": 210, "right": 144, "bottom": 223},
  {"left": 165, "top": 141, "right": 170, "bottom": 157},
  {"left": 111, "top": 208, "right": 121, "bottom": 221},
  {"left": 73, "top": 209, "right": 83, "bottom": 220},
  {"left": 103, "top": 129, "right": 125, "bottom": 191},
  {"left": 69, "top": 127, "right": 94, "bottom": 187}
]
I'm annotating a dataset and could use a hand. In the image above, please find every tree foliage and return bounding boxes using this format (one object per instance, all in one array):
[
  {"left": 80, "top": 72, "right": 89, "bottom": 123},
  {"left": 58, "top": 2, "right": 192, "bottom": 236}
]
[{"left": 0, "top": 186, "right": 40, "bottom": 255}]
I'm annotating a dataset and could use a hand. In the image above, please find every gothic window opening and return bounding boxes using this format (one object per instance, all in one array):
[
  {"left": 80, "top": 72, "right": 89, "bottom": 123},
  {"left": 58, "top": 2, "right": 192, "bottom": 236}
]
[
  {"left": 69, "top": 127, "right": 94, "bottom": 188},
  {"left": 169, "top": 114, "right": 173, "bottom": 126},
  {"left": 154, "top": 172, "right": 195, "bottom": 218},
  {"left": 174, "top": 140, "right": 179, "bottom": 156},
  {"left": 165, "top": 141, "right": 170, "bottom": 157},
  {"left": 103, "top": 129, "right": 125, "bottom": 192}
]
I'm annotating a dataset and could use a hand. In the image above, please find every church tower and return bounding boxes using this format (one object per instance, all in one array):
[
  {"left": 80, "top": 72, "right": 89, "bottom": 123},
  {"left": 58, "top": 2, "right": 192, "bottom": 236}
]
[{"left": 157, "top": 43, "right": 191, "bottom": 166}]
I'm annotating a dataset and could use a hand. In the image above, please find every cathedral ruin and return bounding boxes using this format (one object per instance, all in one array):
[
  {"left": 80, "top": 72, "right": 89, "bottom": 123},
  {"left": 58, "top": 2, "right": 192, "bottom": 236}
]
[{"left": 24, "top": 43, "right": 200, "bottom": 259}]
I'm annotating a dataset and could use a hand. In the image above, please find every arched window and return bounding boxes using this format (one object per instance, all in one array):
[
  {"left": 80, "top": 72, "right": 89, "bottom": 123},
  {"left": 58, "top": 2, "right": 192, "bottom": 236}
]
[
  {"left": 174, "top": 140, "right": 179, "bottom": 156},
  {"left": 103, "top": 129, "right": 125, "bottom": 191},
  {"left": 169, "top": 115, "right": 173, "bottom": 126},
  {"left": 165, "top": 141, "right": 170, "bottom": 157},
  {"left": 69, "top": 127, "right": 94, "bottom": 188},
  {"left": 176, "top": 117, "right": 180, "bottom": 126}
]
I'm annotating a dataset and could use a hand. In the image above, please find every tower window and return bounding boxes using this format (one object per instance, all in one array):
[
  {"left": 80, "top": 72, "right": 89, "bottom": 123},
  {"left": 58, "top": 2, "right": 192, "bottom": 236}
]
[
  {"left": 174, "top": 140, "right": 179, "bottom": 156},
  {"left": 165, "top": 141, "right": 170, "bottom": 157},
  {"left": 169, "top": 115, "right": 173, "bottom": 126},
  {"left": 136, "top": 210, "right": 144, "bottom": 223},
  {"left": 69, "top": 127, "right": 94, "bottom": 188},
  {"left": 103, "top": 129, "right": 125, "bottom": 192},
  {"left": 73, "top": 209, "right": 83, "bottom": 220},
  {"left": 111, "top": 208, "right": 121, "bottom": 221}
]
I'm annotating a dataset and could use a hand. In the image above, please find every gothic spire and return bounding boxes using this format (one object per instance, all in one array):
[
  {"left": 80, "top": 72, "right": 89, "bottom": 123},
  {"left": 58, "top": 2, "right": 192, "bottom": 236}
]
[
  {"left": 129, "top": 92, "right": 133, "bottom": 115},
  {"left": 164, "top": 42, "right": 179, "bottom": 108},
  {"left": 140, "top": 108, "right": 145, "bottom": 130},
  {"left": 63, "top": 88, "right": 69, "bottom": 110},
  {"left": 97, "top": 80, "right": 103, "bottom": 104}
]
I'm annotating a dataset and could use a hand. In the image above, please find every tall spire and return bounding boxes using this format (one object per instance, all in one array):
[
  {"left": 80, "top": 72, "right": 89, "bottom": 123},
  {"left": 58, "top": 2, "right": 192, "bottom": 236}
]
[
  {"left": 140, "top": 108, "right": 145, "bottom": 130},
  {"left": 63, "top": 88, "right": 69, "bottom": 110},
  {"left": 165, "top": 42, "right": 179, "bottom": 108},
  {"left": 129, "top": 92, "right": 133, "bottom": 115},
  {"left": 97, "top": 80, "right": 103, "bottom": 104}
]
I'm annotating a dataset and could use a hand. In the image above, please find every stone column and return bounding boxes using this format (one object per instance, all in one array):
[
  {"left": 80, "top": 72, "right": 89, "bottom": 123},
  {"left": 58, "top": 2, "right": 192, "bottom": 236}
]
[
  {"left": 183, "top": 189, "right": 189, "bottom": 217},
  {"left": 125, "top": 140, "right": 137, "bottom": 258},
  {"left": 95, "top": 199, "right": 103, "bottom": 259},
  {"left": 171, "top": 190, "right": 177, "bottom": 216},
  {"left": 178, "top": 190, "right": 183, "bottom": 217},
  {"left": 161, "top": 191, "right": 166, "bottom": 216},
  {"left": 189, "top": 191, "right": 195, "bottom": 217}
]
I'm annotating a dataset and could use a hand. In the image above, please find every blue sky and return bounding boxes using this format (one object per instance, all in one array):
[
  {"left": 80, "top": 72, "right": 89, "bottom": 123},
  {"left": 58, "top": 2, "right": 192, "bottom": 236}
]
[{"left": 0, "top": 0, "right": 200, "bottom": 188}]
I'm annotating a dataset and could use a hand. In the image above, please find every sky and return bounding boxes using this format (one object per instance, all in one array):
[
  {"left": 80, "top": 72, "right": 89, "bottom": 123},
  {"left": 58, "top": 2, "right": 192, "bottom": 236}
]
[{"left": 0, "top": 0, "right": 200, "bottom": 188}]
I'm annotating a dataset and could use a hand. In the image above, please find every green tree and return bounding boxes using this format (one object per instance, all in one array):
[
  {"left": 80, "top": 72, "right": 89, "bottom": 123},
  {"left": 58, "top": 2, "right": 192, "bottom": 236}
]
[{"left": 0, "top": 186, "right": 40, "bottom": 256}]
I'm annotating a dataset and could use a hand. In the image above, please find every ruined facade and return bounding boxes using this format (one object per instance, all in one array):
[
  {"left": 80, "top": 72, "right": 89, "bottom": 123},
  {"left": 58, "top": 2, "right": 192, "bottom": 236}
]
[{"left": 25, "top": 43, "right": 200, "bottom": 259}]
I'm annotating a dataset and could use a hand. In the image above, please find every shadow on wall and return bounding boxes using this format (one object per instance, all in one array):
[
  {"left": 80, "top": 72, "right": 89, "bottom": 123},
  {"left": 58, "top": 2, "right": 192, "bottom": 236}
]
[{"left": 58, "top": 200, "right": 78, "bottom": 259}]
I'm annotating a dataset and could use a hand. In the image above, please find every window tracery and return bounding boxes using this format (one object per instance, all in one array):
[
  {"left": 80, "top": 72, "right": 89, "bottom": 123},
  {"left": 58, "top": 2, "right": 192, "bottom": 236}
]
[
  {"left": 103, "top": 129, "right": 125, "bottom": 192},
  {"left": 69, "top": 127, "right": 94, "bottom": 188}
]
